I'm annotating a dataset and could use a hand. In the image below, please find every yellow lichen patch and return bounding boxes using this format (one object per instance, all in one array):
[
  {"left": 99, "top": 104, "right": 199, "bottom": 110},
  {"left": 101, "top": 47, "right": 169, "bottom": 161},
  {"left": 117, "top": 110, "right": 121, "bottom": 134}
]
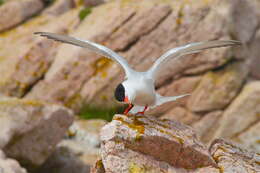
[
  {"left": 150, "top": 125, "right": 184, "bottom": 145},
  {"left": 66, "top": 129, "right": 77, "bottom": 138},
  {"left": 74, "top": 0, "right": 84, "bottom": 7},
  {"left": 144, "top": 116, "right": 182, "bottom": 143},
  {"left": 100, "top": 95, "right": 108, "bottom": 101},
  {"left": 175, "top": 2, "right": 184, "bottom": 25},
  {"left": 114, "top": 115, "right": 186, "bottom": 144},
  {"left": 92, "top": 57, "right": 113, "bottom": 78},
  {"left": 0, "top": 99, "right": 43, "bottom": 107},
  {"left": 96, "top": 159, "right": 105, "bottom": 169},
  {"left": 65, "top": 92, "right": 83, "bottom": 109},
  {"left": 218, "top": 166, "right": 224, "bottom": 173},
  {"left": 0, "top": 15, "right": 48, "bottom": 39},
  {"left": 114, "top": 116, "right": 145, "bottom": 141},
  {"left": 176, "top": 18, "right": 182, "bottom": 25},
  {"left": 212, "top": 152, "right": 223, "bottom": 163},
  {"left": 129, "top": 162, "right": 146, "bottom": 173}
]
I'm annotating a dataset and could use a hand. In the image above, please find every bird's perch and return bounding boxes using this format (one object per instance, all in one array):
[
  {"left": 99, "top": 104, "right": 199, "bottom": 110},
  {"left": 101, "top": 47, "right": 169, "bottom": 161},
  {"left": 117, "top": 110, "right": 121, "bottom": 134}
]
[{"left": 92, "top": 114, "right": 260, "bottom": 173}]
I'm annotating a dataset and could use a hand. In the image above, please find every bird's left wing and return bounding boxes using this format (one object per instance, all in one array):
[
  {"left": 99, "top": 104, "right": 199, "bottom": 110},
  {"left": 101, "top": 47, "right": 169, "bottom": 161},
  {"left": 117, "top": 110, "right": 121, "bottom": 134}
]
[
  {"left": 34, "top": 32, "right": 134, "bottom": 77},
  {"left": 147, "top": 40, "right": 242, "bottom": 79}
]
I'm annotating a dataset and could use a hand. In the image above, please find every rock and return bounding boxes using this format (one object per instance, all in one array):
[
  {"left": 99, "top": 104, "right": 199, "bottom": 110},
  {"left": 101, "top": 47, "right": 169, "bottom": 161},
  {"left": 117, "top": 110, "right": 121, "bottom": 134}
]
[
  {"left": 26, "top": 0, "right": 138, "bottom": 108},
  {"left": 42, "top": 0, "right": 75, "bottom": 16},
  {"left": 37, "top": 119, "right": 106, "bottom": 173},
  {"left": 0, "top": 0, "right": 45, "bottom": 32},
  {"left": 187, "top": 61, "right": 249, "bottom": 112},
  {"left": 22, "top": 0, "right": 255, "bottom": 113},
  {"left": 232, "top": 122, "right": 260, "bottom": 153},
  {"left": 93, "top": 114, "right": 260, "bottom": 173},
  {"left": 76, "top": 0, "right": 258, "bottom": 111},
  {"left": 147, "top": 76, "right": 201, "bottom": 116},
  {"left": 91, "top": 159, "right": 105, "bottom": 173},
  {"left": 161, "top": 107, "right": 201, "bottom": 125},
  {"left": 94, "top": 148, "right": 220, "bottom": 173},
  {"left": 210, "top": 139, "right": 260, "bottom": 173},
  {"left": 0, "top": 150, "right": 27, "bottom": 173},
  {"left": 0, "top": 0, "right": 76, "bottom": 61},
  {"left": 37, "top": 146, "right": 91, "bottom": 173},
  {"left": 249, "top": 29, "right": 260, "bottom": 79},
  {"left": 228, "top": 0, "right": 259, "bottom": 43},
  {"left": 82, "top": 0, "right": 105, "bottom": 7},
  {"left": 213, "top": 81, "right": 260, "bottom": 139},
  {"left": 192, "top": 111, "right": 223, "bottom": 144},
  {"left": 0, "top": 7, "right": 81, "bottom": 97},
  {"left": 100, "top": 114, "right": 216, "bottom": 172},
  {"left": 0, "top": 97, "right": 74, "bottom": 169}
]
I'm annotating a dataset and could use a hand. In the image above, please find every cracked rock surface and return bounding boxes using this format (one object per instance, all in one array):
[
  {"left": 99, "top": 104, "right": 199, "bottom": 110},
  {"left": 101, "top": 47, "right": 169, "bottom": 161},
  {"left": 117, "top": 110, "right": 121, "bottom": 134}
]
[
  {"left": 93, "top": 114, "right": 260, "bottom": 173},
  {"left": 0, "top": 97, "right": 73, "bottom": 169}
]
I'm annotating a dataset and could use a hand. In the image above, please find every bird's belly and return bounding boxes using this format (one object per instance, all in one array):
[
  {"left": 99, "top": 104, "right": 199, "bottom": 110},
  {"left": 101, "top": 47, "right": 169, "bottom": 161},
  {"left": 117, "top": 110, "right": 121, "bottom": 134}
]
[{"left": 133, "top": 91, "right": 156, "bottom": 106}]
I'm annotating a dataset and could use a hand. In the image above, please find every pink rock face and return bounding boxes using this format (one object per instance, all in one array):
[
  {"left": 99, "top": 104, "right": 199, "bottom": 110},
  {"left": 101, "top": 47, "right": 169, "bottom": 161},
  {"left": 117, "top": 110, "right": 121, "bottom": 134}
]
[
  {"left": 42, "top": 0, "right": 75, "bottom": 16},
  {"left": 210, "top": 139, "right": 260, "bottom": 173},
  {"left": 0, "top": 3, "right": 80, "bottom": 98},
  {"left": 212, "top": 81, "right": 260, "bottom": 140},
  {"left": 0, "top": 97, "right": 74, "bottom": 169},
  {"left": 0, "top": 0, "right": 45, "bottom": 32},
  {"left": 192, "top": 111, "right": 223, "bottom": 144},
  {"left": 100, "top": 114, "right": 216, "bottom": 170},
  {"left": 232, "top": 122, "right": 260, "bottom": 152},
  {"left": 82, "top": 0, "right": 105, "bottom": 7},
  {"left": 249, "top": 29, "right": 260, "bottom": 79},
  {"left": 161, "top": 107, "right": 201, "bottom": 125},
  {"left": 187, "top": 62, "right": 249, "bottom": 112}
]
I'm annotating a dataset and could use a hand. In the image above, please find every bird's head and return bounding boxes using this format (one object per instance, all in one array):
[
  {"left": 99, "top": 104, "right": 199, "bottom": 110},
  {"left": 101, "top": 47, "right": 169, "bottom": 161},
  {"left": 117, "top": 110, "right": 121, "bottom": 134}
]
[{"left": 114, "top": 83, "right": 129, "bottom": 103}]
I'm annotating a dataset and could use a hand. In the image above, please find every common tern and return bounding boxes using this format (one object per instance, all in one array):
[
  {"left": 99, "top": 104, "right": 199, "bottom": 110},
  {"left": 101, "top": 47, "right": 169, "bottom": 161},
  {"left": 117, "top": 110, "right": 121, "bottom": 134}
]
[{"left": 35, "top": 32, "right": 241, "bottom": 115}]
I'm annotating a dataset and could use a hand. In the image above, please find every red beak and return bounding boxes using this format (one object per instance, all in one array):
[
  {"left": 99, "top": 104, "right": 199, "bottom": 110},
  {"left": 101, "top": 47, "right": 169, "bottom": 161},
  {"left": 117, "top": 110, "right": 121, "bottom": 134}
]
[{"left": 124, "top": 96, "right": 129, "bottom": 103}]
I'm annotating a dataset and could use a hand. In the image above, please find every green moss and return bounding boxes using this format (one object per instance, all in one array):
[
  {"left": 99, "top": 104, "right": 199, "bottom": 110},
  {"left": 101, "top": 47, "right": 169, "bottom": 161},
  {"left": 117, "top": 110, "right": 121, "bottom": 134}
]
[
  {"left": 79, "top": 7, "right": 92, "bottom": 21},
  {"left": 43, "top": 0, "right": 55, "bottom": 6},
  {"left": 79, "top": 105, "right": 125, "bottom": 121},
  {"left": 0, "top": 0, "right": 4, "bottom": 6}
]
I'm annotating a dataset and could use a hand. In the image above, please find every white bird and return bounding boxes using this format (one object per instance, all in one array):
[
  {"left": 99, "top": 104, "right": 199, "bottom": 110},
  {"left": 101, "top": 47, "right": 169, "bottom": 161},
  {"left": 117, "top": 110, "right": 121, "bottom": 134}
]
[{"left": 35, "top": 32, "right": 241, "bottom": 115}]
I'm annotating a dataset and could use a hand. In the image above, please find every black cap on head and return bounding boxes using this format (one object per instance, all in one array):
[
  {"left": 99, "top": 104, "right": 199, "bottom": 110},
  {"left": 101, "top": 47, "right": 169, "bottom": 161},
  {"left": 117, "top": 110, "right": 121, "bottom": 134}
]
[{"left": 114, "top": 83, "right": 125, "bottom": 102}]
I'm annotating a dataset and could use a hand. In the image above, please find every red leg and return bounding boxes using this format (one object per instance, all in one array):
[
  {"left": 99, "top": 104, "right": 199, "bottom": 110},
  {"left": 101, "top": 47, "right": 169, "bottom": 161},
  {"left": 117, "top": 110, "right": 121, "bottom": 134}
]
[
  {"left": 124, "top": 104, "right": 134, "bottom": 114},
  {"left": 137, "top": 106, "right": 148, "bottom": 115}
]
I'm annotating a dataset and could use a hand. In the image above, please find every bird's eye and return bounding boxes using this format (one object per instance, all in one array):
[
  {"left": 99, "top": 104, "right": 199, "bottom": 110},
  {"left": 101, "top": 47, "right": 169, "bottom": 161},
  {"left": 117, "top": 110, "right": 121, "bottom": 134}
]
[{"left": 114, "top": 83, "right": 125, "bottom": 102}]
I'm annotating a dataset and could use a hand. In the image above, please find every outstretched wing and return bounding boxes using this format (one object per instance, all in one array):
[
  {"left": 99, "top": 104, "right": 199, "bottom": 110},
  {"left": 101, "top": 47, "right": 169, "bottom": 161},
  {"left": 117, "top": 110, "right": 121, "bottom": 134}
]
[
  {"left": 34, "top": 32, "right": 134, "bottom": 77},
  {"left": 148, "top": 40, "right": 242, "bottom": 79},
  {"left": 152, "top": 93, "right": 190, "bottom": 108}
]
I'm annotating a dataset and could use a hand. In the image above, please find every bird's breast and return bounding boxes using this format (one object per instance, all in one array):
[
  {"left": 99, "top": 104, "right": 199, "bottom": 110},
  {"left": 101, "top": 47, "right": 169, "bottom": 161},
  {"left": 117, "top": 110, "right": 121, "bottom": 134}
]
[{"left": 124, "top": 77, "right": 156, "bottom": 106}]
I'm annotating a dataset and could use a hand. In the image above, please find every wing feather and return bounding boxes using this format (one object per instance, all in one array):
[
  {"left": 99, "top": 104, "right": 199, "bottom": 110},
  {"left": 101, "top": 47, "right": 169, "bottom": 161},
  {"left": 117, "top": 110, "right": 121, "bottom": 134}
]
[
  {"left": 148, "top": 40, "right": 242, "bottom": 79},
  {"left": 34, "top": 32, "right": 134, "bottom": 77}
]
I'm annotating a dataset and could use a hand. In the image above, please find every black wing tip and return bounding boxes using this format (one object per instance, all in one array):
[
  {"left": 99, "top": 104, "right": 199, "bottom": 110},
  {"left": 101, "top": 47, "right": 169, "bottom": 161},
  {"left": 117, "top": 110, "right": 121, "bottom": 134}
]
[
  {"left": 34, "top": 31, "right": 45, "bottom": 35},
  {"left": 229, "top": 40, "right": 243, "bottom": 45},
  {"left": 34, "top": 32, "right": 54, "bottom": 37}
]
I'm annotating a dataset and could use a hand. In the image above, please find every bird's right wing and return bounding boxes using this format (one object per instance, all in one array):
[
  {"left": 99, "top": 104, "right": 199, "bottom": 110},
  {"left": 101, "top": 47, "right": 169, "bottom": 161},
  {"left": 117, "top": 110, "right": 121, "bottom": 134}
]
[
  {"left": 34, "top": 32, "right": 135, "bottom": 77},
  {"left": 151, "top": 93, "right": 190, "bottom": 108},
  {"left": 148, "top": 40, "right": 242, "bottom": 79}
]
